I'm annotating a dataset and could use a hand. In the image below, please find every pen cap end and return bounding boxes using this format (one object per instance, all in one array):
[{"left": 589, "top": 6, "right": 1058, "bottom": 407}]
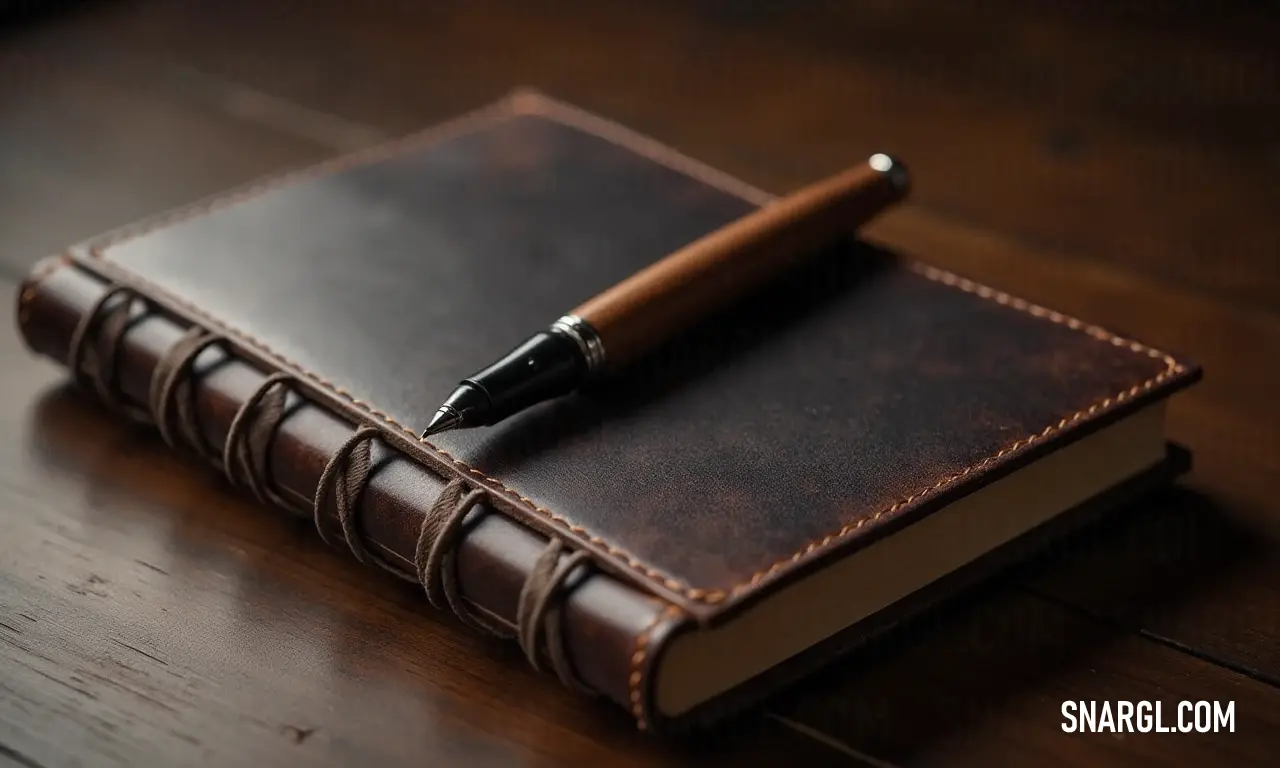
[{"left": 868, "top": 153, "right": 911, "bottom": 194}]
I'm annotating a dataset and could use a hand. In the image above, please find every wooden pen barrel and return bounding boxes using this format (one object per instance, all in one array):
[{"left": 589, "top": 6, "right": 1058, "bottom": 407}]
[{"left": 572, "top": 155, "right": 910, "bottom": 370}]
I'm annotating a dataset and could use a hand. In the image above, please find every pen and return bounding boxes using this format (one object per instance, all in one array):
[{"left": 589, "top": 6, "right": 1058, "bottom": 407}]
[{"left": 422, "top": 153, "right": 911, "bottom": 438}]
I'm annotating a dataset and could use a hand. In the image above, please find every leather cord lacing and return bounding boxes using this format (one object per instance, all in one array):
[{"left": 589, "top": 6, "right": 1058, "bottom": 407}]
[
  {"left": 69, "top": 283, "right": 595, "bottom": 693},
  {"left": 224, "top": 372, "right": 294, "bottom": 508},
  {"left": 150, "top": 326, "right": 223, "bottom": 459},
  {"left": 67, "top": 285, "right": 150, "bottom": 424}
]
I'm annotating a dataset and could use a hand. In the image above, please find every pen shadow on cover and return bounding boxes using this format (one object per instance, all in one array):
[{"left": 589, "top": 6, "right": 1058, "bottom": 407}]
[{"left": 464, "top": 238, "right": 895, "bottom": 469}]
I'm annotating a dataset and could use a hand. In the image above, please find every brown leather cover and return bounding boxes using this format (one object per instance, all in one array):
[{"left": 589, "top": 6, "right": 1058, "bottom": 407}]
[{"left": 14, "top": 90, "right": 1201, "bottom": 732}]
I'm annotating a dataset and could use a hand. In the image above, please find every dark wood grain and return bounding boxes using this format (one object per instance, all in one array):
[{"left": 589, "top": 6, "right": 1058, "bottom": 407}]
[
  {"left": 1, "top": 0, "right": 1278, "bottom": 765},
  {"left": 772, "top": 587, "right": 1280, "bottom": 767},
  {"left": 0, "top": 13, "right": 348, "bottom": 278},
  {"left": 0, "top": 46, "right": 332, "bottom": 279},
  {"left": 26, "top": 0, "right": 1275, "bottom": 310}
]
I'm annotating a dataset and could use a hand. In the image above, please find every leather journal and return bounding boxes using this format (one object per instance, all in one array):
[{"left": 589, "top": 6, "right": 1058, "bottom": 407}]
[{"left": 16, "top": 90, "right": 1201, "bottom": 733}]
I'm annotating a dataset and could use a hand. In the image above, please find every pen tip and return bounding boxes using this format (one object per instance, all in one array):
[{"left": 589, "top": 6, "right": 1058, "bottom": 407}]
[{"left": 422, "top": 406, "right": 462, "bottom": 438}]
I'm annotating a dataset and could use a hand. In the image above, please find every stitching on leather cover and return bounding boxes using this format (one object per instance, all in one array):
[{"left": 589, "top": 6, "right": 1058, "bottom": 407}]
[
  {"left": 80, "top": 90, "right": 1192, "bottom": 607},
  {"left": 630, "top": 605, "right": 682, "bottom": 731},
  {"left": 719, "top": 264, "right": 1185, "bottom": 599}
]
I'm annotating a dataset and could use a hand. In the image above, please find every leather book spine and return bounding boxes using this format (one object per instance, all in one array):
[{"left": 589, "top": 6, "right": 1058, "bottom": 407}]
[{"left": 16, "top": 255, "right": 685, "bottom": 730}]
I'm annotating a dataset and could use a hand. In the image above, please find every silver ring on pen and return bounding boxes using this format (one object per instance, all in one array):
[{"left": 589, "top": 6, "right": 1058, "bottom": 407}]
[{"left": 551, "top": 314, "right": 607, "bottom": 377}]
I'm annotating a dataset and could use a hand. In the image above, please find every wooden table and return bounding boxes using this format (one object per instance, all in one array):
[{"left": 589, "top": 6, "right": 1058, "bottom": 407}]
[{"left": 2, "top": 2, "right": 1277, "bottom": 765}]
